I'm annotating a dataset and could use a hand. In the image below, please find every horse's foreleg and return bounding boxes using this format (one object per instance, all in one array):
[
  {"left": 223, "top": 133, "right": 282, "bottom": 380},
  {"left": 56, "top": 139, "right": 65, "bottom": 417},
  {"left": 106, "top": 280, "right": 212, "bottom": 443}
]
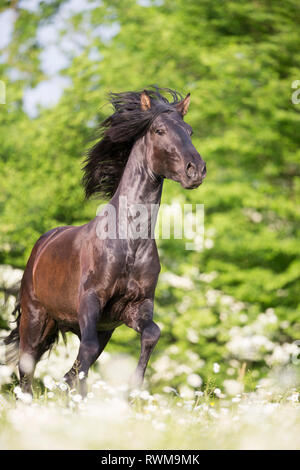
[
  {"left": 64, "top": 330, "right": 113, "bottom": 395},
  {"left": 131, "top": 319, "right": 161, "bottom": 389},
  {"left": 64, "top": 292, "right": 112, "bottom": 396}
]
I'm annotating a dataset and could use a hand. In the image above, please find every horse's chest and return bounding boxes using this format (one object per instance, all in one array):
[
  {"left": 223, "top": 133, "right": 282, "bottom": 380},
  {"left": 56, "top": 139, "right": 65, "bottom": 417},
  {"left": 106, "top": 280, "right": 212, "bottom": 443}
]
[
  {"left": 116, "top": 269, "right": 154, "bottom": 300},
  {"left": 119, "top": 251, "right": 136, "bottom": 276},
  {"left": 114, "top": 242, "right": 159, "bottom": 285},
  {"left": 109, "top": 255, "right": 158, "bottom": 306},
  {"left": 97, "top": 245, "right": 160, "bottom": 329}
]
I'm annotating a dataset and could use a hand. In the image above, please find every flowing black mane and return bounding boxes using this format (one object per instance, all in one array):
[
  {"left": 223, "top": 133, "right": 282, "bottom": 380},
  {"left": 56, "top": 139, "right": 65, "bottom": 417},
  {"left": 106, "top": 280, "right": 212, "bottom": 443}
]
[{"left": 82, "top": 86, "right": 183, "bottom": 199}]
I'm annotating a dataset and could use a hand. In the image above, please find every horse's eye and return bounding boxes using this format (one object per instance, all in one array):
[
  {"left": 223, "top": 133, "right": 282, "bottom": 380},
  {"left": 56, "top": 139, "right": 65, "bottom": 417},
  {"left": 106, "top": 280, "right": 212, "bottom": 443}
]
[{"left": 155, "top": 129, "right": 165, "bottom": 136}]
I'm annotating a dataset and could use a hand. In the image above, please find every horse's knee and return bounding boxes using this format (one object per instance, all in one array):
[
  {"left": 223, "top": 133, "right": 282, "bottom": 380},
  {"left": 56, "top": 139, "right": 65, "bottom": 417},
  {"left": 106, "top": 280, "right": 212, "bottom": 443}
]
[
  {"left": 151, "top": 323, "right": 161, "bottom": 343},
  {"left": 142, "top": 322, "right": 161, "bottom": 347}
]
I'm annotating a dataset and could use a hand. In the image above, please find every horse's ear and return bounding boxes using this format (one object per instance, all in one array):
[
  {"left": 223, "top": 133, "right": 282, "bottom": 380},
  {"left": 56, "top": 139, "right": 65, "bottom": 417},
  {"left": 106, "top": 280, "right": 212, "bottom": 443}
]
[
  {"left": 141, "top": 90, "right": 151, "bottom": 111},
  {"left": 175, "top": 93, "right": 190, "bottom": 116}
]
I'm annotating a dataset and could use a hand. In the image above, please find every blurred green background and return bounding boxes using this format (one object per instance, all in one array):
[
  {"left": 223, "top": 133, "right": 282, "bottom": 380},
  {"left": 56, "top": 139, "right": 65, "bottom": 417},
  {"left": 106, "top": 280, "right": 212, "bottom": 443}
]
[{"left": 0, "top": 0, "right": 299, "bottom": 393}]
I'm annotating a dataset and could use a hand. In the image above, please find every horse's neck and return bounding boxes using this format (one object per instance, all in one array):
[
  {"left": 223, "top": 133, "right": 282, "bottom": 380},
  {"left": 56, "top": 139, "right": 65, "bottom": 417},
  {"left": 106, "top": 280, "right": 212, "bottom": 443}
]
[
  {"left": 112, "top": 138, "right": 163, "bottom": 206},
  {"left": 109, "top": 138, "right": 163, "bottom": 241}
]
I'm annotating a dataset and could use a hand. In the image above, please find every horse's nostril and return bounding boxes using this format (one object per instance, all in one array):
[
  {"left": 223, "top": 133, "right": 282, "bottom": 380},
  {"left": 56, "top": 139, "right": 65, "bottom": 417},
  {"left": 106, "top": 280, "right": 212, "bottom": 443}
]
[{"left": 186, "top": 162, "right": 197, "bottom": 179}]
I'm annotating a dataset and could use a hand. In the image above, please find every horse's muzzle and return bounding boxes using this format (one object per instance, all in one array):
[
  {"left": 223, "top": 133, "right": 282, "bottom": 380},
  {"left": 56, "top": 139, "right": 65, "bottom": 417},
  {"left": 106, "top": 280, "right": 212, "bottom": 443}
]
[{"left": 185, "top": 161, "right": 206, "bottom": 188}]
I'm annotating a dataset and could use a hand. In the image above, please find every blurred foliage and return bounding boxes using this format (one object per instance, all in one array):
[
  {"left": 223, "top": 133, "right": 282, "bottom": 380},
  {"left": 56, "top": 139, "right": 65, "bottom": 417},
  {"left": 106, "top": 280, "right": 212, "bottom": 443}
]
[{"left": 0, "top": 0, "right": 299, "bottom": 391}]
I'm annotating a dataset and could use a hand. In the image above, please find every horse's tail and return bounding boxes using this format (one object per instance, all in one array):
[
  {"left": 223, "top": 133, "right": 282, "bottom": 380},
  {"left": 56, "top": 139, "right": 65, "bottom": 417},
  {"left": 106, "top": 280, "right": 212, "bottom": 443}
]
[{"left": 1, "top": 302, "right": 21, "bottom": 365}]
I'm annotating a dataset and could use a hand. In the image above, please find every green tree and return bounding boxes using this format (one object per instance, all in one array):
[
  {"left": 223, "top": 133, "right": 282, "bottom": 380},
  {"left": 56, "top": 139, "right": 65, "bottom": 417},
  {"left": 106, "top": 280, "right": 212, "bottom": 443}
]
[{"left": 0, "top": 0, "right": 299, "bottom": 390}]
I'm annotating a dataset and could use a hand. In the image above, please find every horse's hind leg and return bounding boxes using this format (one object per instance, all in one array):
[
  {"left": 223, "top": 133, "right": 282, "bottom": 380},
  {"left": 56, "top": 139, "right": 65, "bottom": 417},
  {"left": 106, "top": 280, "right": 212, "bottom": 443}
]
[{"left": 18, "top": 298, "right": 57, "bottom": 395}]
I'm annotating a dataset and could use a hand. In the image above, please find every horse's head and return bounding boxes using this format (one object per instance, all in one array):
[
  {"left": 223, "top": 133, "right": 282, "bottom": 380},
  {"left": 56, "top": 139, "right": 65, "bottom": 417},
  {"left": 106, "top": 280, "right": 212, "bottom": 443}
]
[{"left": 142, "top": 91, "right": 206, "bottom": 189}]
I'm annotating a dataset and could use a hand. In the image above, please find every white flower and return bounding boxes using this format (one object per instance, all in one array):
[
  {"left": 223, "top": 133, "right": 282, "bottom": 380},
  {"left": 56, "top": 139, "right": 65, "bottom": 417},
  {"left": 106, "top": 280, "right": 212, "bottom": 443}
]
[
  {"left": 0, "top": 365, "right": 13, "bottom": 380},
  {"left": 250, "top": 211, "right": 262, "bottom": 223},
  {"left": 160, "top": 272, "right": 194, "bottom": 290},
  {"left": 163, "top": 386, "right": 178, "bottom": 395},
  {"left": 213, "top": 362, "right": 220, "bottom": 373},
  {"left": 223, "top": 380, "right": 244, "bottom": 396},
  {"left": 187, "top": 373, "right": 202, "bottom": 388},
  {"left": 263, "top": 403, "right": 279, "bottom": 415},
  {"left": 72, "top": 394, "right": 82, "bottom": 403},
  {"left": 287, "top": 393, "right": 299, "bottom": 403},
  {"left": 59, "top": 382, "right": 68, "bottom": 392},
  {"left": 179, "top": 385, "right": 194, "bottom": 400},
  {"left": 204, "top": 239, "right": 214, "bottom": 249},
  {"left": 239, "top": 314, "right": 248, "bottom": 323},
  {"left": 13, "top": 386, "right": 22, "bottom": 397},
  {"left": 214, "top": 388, "right": 222, "bottom": 397},
  {"left": 144, "top": 404, "right": 157, "bottom": 413},
  {"left": 232, "top": 397, "right": 241, "bottom": 403},
  {"left": 266, "top": 343, "right": 299, "bottom": 366},
  {"left": 78, "top": 371, "right": 85, "bottom": 380},
  {"left": 199, "top": 271, "right": 218, "bottom": 283},
  {"left": 140, "top": 390, "right": 151, "bottom": 400},
  {"left": 0, "top": 265, "right": 23, "bottom": 287},
  {"left": 19, "top": 392, "right": 32, "bottom": 404},
  {"left": 129, "top": 389, "right": 141, "bottom": 398},
  {"left": 205, "top": 289, "right": 220, "bottom": 306},
  {"left": 187, "top": 328, "right": 199, "bottom": 344},
  {"left": 43, "top": 375, "right": 55, "bottom": 391}
]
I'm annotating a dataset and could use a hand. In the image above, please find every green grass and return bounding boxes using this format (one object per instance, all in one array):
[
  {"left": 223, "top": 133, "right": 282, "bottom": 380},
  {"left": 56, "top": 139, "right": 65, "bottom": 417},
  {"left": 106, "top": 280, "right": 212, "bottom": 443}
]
[{"left": 0, "top": 356, "right": 299, "bottom": 450}]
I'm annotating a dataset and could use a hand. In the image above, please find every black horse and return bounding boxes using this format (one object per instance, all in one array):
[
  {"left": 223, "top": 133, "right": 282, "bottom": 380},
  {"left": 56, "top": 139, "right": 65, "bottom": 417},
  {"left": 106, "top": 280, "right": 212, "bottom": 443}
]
[{"left": 5, "top": 87, "right": 206, "bottom": 395}]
